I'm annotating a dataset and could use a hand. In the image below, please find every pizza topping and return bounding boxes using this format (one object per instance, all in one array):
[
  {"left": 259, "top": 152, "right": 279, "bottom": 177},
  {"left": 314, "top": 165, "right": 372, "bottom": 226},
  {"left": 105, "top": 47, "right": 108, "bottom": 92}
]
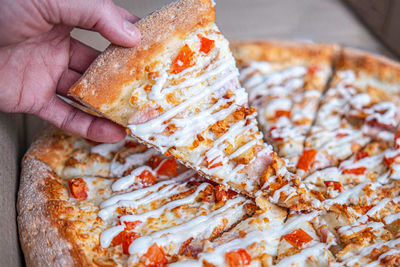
[
  {"left": 341, "top": 167, "right": 367, "bottom": 175},
  {"left": 324, "top": 181, "right": 344, "bottom": 192},
  {"left": 355, "top": 151, "right": 369, "bottom": 161},
  {"left": 198, "top": 35, "right": 215, "bottom": 55},
  {"left": 282, "top": 228, "right": 313, "bottom": 248},
  {"left": 156, "top": 158, "right": 178, "bottom": 177},
  {"left": 171, "top": 44, "right": 195, "bottom": 74},
  {"left": 147, "top": 155, "right": 164, "bottom": 169},
  {"left": 297, "top": 149, "right": 317, "bottom": 172},
  {"left": 384, "top": 154, "right": 399, "bottom": 166},
  {"left": 138, "top": 170, "right": 157, "bottom": 186},
  {"left": 215, "top": 185, "right": 238, "bottom": 202},
  {"left": 275, "top": 110, "right": 291, "bottom": 118},
  {"left": 68, "top": 178, "right": 88, "bottom": 199},
  {"left": 140, "top": 243, "right": 168, "bottom": 267},
  {"left": 111, "top": 230, "right": 140, "bottom": 255},
  {"left": 225, "top": 248, "right": 251, "bottom": 267},
  {"left": 336, "top": 133, "right": 348, "bottom": 138}
]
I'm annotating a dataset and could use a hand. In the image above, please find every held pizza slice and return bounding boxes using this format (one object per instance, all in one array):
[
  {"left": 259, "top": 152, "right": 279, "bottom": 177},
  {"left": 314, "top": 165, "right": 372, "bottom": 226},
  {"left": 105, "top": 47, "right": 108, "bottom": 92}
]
[
  {"left": 299, "top": 48, "right": 400, "bottom": 177},
  {"left": 69, "top": 0, "right": 277, "bottom": 197},
  {"left": 232, "top": 41, "right": 337, "bottom": 166}
]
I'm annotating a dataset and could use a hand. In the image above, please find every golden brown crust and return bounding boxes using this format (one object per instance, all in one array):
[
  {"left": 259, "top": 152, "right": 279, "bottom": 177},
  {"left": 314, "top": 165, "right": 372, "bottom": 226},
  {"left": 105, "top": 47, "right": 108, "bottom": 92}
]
[
  {"left": 69, "top": 0, "right": 215, "bottom": 126},
  {"left": 17, "top": 126, "right": 90, "bottom": 266},
  {"left": 336, "top": 47, "right": 400, "bottom": 83},
  {"left": 231, "top": 40, "right": 339, "bottom": 66}
]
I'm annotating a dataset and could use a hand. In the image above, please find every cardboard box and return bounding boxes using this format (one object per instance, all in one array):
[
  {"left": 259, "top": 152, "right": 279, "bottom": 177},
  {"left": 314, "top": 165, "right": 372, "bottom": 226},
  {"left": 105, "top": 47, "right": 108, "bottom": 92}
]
[
  {"left": 0, "top": 0, "right": 394, "bottom": 265},
  {"left": 346, "top": 0, "right": 400, "bottom": 58}
]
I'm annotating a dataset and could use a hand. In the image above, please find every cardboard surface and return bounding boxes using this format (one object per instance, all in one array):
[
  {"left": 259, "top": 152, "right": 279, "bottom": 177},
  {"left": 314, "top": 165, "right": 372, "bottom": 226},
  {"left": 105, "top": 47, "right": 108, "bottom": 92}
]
[
  {"left": 0, "top": 113, "right": 25, "bottom": 266},
  {"left": 0, "top": 0, "right": 395, "bottom": 265}
]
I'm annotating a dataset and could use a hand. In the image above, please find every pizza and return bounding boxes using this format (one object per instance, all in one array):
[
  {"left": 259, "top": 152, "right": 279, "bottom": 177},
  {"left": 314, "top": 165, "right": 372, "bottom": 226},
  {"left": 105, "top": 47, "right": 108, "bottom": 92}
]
[
  {"left": 17, "top": 0, "right": 400, "bottom": 266},
  {"left": 299, "top": 48, "right": 400, "bottom": 177},
  {"left": 68, "top": 0, "right": 279, "bottom": 197},
  {"left": 232, "top": 41, "right": 337, "bottom": 167},
  {"left": 18, "top": 127, "right": 338, "bottom": 266}
]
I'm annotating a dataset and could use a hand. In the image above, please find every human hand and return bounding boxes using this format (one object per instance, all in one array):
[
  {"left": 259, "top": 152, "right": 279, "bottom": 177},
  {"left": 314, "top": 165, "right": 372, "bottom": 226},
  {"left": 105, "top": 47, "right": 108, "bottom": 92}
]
[{"left": 0, "top": 0, "right": 140, "bottom": 142}]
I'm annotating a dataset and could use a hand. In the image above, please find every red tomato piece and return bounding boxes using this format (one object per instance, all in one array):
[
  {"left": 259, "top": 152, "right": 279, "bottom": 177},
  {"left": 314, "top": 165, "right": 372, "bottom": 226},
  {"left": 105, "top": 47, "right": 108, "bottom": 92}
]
[
  {"left": 225, "top": 248, "right": 251, "bottom": 267},
  {"left": 198, "top": 35, "right": 215, "bottom": 55},
  {"left": 141, "top": 243, "right": 168, "bottom": 267},
  {"left": 342, "top": 167, "right": 367, "bottom": 175},
  {"left": 147, "top": 155, "right": 164, "bottom": 169},
  {"left": 282, "top": 228, "right": 313, "bottom": 248},
  {"left": 215, "top": 185, "right": 228, "bottom": 202},
  {"left": 171, "top": 44, "right": 194, "bottom": 74},
  {"left": 336, "top": 133, "right": 348, "bottom": 138},
  {"left": 124, "top": 220, "right": 141, "bottom": 230},
  {"left": 157, "top": 158, "right": 178, "bottom": 177},
  {"left": 68, "top": 178, "right": 88, "bottom": 199},
  {"left": 275, "top": 110, "right": 291, "bottom": 118},
  {"left": 324, "top": 181, "right": 344, "bottom": 191},
  {"left": 112, "top": 230, "right": 140, "bottom": 255},
  {"left": 384, "top": 155, "right": 399, "bottom": 166},
  {"left": 355, "top": 151, "right": 369, "bottom": 161},
  {"left": 209, "top": 162, "right": 223, "bottom": 169},
  {"left": 297, "top": 149, "right": 318, "bottom": 172},
  {"left": 308, "top": 65, "right": 320, "bottom": 75},
  {"left": 139, "top": 170, "right": 157, "bottom": 186}
]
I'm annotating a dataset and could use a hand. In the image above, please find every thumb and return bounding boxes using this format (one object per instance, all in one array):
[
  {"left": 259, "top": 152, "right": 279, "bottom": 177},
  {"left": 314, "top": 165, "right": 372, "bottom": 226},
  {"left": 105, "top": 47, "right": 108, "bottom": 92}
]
[{"left": 44, "top": 0, "right": 140, "bottom": 47}]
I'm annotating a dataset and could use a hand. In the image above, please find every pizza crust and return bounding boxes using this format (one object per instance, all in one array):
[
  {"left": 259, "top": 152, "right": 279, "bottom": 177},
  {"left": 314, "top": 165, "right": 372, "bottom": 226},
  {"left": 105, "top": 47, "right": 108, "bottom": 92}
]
[
  {"left": 17, "top": 126, "right": 89, "bottom": 266},
  {"left": 231, "top": 40, "right": 339, "bottom": 66},
  {"left": 337, "top": 47, "right": 400, "bottom": 83}
]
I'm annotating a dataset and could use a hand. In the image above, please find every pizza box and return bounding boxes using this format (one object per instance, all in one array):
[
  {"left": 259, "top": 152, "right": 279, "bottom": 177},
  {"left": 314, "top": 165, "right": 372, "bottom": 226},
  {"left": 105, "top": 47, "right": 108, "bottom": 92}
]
[{"left": 0, "top": 0, "right": 394, "bottom": 265}]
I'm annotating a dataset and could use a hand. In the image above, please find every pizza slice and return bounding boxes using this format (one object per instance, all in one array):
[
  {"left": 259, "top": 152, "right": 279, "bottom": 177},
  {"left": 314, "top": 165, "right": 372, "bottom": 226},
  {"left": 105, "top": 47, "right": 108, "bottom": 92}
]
[
  {"left": 69, "top": 0, "right": 277, "bottom": 196},
  {"left": 299, "top": 48, "right": 400, "bottom": 177},
  {"left": 232, "top": 41, "right": 337, "bottom": 166}
]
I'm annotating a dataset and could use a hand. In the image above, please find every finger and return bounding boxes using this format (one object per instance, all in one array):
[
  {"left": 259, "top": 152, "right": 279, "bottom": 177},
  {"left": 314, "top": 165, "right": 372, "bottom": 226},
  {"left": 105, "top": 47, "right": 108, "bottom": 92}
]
[
  {"left": 36, "top": 95, "right": 126, "bottom": 142},
  {"left": 116, "top": 6, "right": 140, "bottom": 23},
  {"left": 43, "top": 0, "right": 140, "bottom": 47},
  {"left": 56, "top": 69, "right": 81, "bottom": 97},
  {"left": 69, "top": 38, "right": 100, "bottom": 73}
]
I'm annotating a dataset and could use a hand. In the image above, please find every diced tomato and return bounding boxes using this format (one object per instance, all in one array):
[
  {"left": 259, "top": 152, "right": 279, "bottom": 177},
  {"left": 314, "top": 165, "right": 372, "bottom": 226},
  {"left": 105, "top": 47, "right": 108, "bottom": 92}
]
[
  {"left": 324, "top": 181, "right": 344, "bottom": 191},
  {"left": 308, "top": 65, "right": 320, "bottom": 75},
  {"left": 355, "top": 151, "right": 369, "bottom": 161},
  {"left": 215, "top": 185, "right": 228, "bottom": 202},
  {"left": 395, "top": 130, "right": 400, "bottom": 149},
  {"left": 336, "top": 133, "right": 348, "bottom": 138},
  {"left": 171, "top": 44, "right": 194, "bottom": 74},
  {"left": 209, "top": 162, "right": 223, "bottom": 169},
  {"left": 156, "top": 158, "right": 178, "bottom": 177},
  {"left": 341, "top": 167, "right": 367, "bottom": 175},
  {"left": 112, "top": 230, "right": 140, "bottom": 255},
  {"left": 275, "top": 110, "right": 291, "bottom": 118},
  {"left": 198, "top": 35, "right": 215, "bottom": 55},
  {"left": 225, "top": 248, "right": 251, "bottom": 267},
  {"left": 297, "top": 149, "right": 318, "bottom": 172},
  {"left": 268, "top": 126, "right": 283, "bottom": 142},
  {"left": 147, "top": 155, "right": 164, "bottom": 169},
  {"left": 227, "top": 189, "right": 238, "bottom": 199},
  {"left": 68, "top": 178, "right": 88, "bottom": 199},
  {"left": 282, "top": 228, "right": 313, "bottom": 248},
  {"left": 384, "top": 155, "right": 399, "bottom": 166},
  {"left": 140, "top": 243, "right": 168, "bottom": 267},
  {"left": 124, "top": 220, "right": 141, "bottom": 230},
  {"left": 215, "top": 185, "right": 237, "bottom": 202},
  {"left": 139, "top": 170, "right": 157, "bottom": 186}
]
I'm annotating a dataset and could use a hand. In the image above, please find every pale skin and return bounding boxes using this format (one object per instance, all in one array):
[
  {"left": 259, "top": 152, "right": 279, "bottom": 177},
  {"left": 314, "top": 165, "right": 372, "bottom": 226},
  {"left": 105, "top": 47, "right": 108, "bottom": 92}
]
[{"left": 0, "top": 0, "right": 141, "bottom": 142}]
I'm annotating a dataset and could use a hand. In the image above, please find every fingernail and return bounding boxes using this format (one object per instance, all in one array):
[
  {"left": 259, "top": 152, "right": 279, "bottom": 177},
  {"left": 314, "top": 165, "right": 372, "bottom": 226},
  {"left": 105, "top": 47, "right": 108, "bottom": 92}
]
[{"left": 123, "top": 20, "right": 140, "bottom": 42}]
